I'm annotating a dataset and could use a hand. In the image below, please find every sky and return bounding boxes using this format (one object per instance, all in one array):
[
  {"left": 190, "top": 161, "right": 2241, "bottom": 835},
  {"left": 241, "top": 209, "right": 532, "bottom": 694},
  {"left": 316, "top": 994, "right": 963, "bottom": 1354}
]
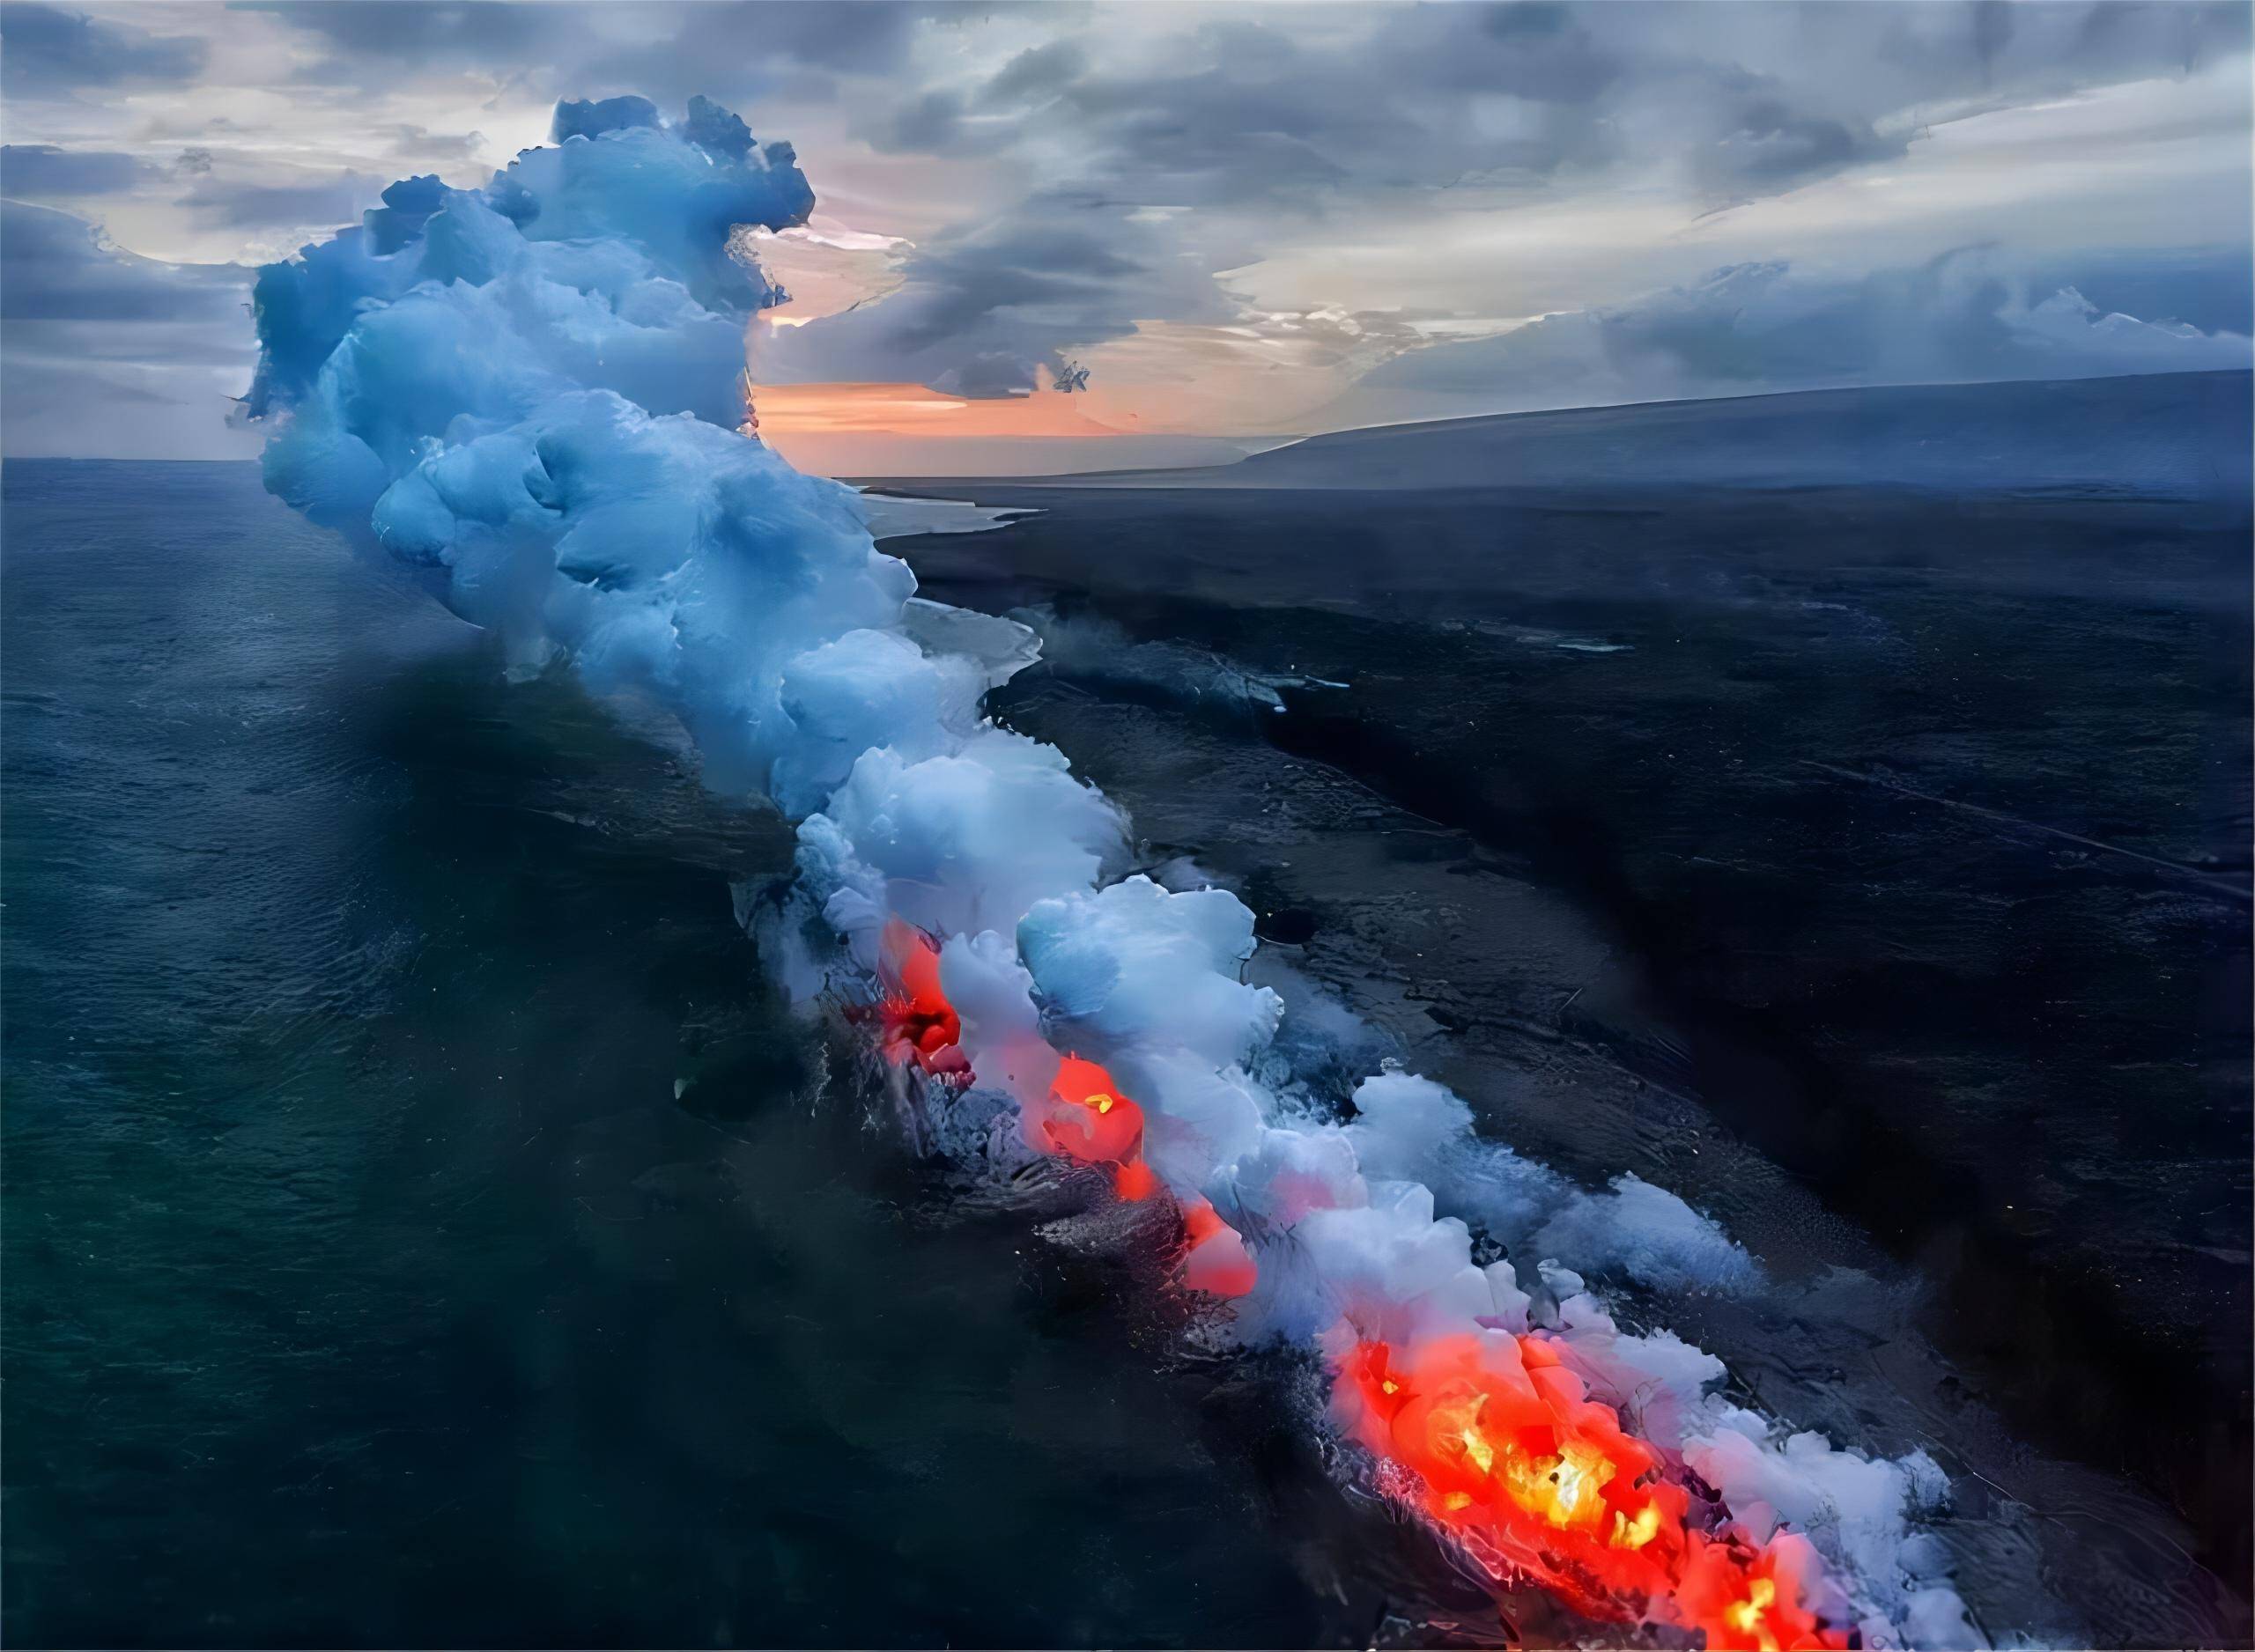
[{"left": 1, "top": 0, "right": 2249, "bottom": 475}]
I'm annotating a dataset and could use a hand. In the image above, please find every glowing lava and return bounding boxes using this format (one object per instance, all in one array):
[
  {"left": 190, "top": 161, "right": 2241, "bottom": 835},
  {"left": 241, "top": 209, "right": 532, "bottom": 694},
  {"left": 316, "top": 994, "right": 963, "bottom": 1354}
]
[
  {"left": 870, "top": 919, "right": 1837, "bottom": 1641},
  {"left": 1179, "top": 1197, "right": 1259, "bottom": 1298},
  {"left": 1039, "top": 1052, "right": 1150, "bottom": 1171},
  {"left": 872, "top": 887, "right": 1830, "bottom": 1642},
  {"left": 1339, "top": 1338, "right": 1850, "bottom": 1649},
  {"left": 876, "top": 918, "right": 968, "bottom": 1080},
  {"left": 867, "top": 933, "right": 1831, "bottom": 1639},
  {"left": 1029, "top": 1053, "right": 1256, "bottom": 1296}
]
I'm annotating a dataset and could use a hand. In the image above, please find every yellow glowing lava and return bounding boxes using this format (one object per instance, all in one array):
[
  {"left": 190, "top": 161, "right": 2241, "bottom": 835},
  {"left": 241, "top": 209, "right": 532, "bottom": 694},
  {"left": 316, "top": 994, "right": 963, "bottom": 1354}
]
[
  {"left": 1610, "top": 1501, "right": 1662, "bottom": 1551},
  {"left": 1494, "top": 1438, "right": 1619, "bottom": 1533},
  {"left": 1454, "top": 1427, "right": 1497, "bottom": 1477},
  {"left": 1727, "top": 1576, "right": 1781, "bottom": 1650}
]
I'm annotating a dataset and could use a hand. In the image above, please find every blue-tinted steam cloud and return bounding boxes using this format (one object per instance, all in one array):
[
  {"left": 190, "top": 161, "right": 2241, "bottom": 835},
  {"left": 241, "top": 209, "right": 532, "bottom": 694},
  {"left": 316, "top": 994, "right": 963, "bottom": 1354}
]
[{"left": 247, "top": 99, "right": 1978, "bottom": 1648}]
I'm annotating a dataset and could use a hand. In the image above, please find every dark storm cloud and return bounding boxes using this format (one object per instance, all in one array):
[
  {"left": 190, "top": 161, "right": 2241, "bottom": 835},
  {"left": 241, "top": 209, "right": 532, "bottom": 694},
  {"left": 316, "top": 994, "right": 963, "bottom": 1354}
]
[
  {"left": 870, "top": 18, "right": 1412, "bottom": 203},
  {"left": 875, "top": 88, "right": 978, "bottom": 157},
  {"left": 248, "top": 1, "right": 970, "bottom": 93},
  {"left": 0, "top": 2, "right": 207, "bottom": 93},
  {"left": 1927, "top": 0, "right": 2248, "bottom": 83},
  {"left": 980, "top": 39, "right": 1088, "bottom": 107},
  {"left": 985, "top": 0, "right": 2242, "bottom": 203},
  {"left": 606, "top": 0, "right": 950, "bottom": 76},
  {"left": 864, "top": 7, "right": 1904, "bottom": 204},
  {"left": 1692, "top": 85, "right": 1898, "bottom": 194},
  {"left": 547, "top": 4, "right": 1082, "bottom": 111},
  {"left": 1390, "top": 2, "right": 1626, "bottom": 104},
  {"left": 1, "top": 144, "right": 151, "bottom": 195},
  {"left": 237, "top": 0, "right": 557, "bottom": 70}
]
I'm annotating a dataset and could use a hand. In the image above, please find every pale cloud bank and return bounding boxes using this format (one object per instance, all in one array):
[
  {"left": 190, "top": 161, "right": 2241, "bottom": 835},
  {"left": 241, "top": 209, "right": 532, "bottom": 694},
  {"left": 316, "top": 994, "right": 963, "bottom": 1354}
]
[{"left": 1, "top": 1, "right": 2247, "bottom": 458}]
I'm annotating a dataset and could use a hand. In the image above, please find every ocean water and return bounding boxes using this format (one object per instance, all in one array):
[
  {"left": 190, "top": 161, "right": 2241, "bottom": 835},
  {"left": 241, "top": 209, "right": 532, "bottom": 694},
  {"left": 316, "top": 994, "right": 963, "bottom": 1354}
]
[
  {"left": 5, "top": 453, "right": 2249, "bottom": 1648},
  {"left": 1, "top": 461, "right": 1428, "bottom": 1649}
]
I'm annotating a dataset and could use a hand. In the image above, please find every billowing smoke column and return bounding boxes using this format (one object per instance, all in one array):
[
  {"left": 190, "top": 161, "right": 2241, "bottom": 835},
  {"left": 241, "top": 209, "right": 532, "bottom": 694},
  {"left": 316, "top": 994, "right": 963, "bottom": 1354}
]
[{"left": 247, "top": 97, "right": 1981, "bottom": 1650}]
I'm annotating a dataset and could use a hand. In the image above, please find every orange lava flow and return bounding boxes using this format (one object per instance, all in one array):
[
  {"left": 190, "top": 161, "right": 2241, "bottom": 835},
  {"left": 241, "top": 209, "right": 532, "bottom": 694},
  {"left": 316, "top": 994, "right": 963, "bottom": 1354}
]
[
  {"left": 876, "top": 918, "right": 969, "bottom": 1081},
  {"left": 1038, "top": 1053, "right": 1257, "bottom": 1298},
  {"left": 866, "top": 924, "right": 1839, "bottom": 1643},
  {"left": 1040, "top": 1052, "right": 1150, "bottom": 1171},
  {"left": 1339, "top": 1338, "right": 1850, "bottom": 1650},
  {"left": 864, "top": 925, "right": 1837, "bottom": 1642},
  {"left": 865, "top": 936, "right": 1257, "bottom": 1301}
]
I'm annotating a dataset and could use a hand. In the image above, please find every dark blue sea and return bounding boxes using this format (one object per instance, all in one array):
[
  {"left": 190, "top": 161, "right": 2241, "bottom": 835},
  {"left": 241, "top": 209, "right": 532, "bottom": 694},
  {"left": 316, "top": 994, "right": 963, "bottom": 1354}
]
[{"left": 2, "top": 461, "right": 1411, "bottom": 1649}]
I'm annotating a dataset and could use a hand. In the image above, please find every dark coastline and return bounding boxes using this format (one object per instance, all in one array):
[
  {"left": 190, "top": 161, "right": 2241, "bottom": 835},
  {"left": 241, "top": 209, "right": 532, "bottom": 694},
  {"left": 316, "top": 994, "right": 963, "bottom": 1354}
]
[{"left": 868, "top": 379, "right": 2253, "bottom": 1637}]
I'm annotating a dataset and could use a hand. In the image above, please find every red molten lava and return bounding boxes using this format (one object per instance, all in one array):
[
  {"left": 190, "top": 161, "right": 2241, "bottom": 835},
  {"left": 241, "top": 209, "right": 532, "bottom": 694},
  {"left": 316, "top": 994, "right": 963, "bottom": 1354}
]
[
  {"left": 1039, "top": 1052, "right": 1163, "bottom": 1201},
  {"left": 861, "top": 927, "right": 1824, "bottom": 1641},
  {"left": 1338, "top": 1337, "right": 1848, "bottom": 1650},
  {"left": 1180, "top": 1198, "right": 1259, "bottom": 1299},
  {"left": 1674, "top": 1530, "right": 1845, "bottom": 1652},
  {"left": 1037, "top": 1057, "right": 1257, "bottom": 1297},
  {"left": 1043, "top": 1053, "right": 1146, "bottom": 1162},
  {"left": 877, "top": 918, "right": 969, "bottom": 1080}
]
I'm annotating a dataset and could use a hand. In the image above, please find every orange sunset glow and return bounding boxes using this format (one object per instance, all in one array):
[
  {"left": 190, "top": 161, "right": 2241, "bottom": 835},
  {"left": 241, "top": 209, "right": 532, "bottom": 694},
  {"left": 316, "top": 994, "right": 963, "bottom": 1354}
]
[
  {"left": 746, "top": 379, "right": 1246, "bottom": 478},
  {"left": 752, "top": 380, "right": 1111, "bottom": 439}
]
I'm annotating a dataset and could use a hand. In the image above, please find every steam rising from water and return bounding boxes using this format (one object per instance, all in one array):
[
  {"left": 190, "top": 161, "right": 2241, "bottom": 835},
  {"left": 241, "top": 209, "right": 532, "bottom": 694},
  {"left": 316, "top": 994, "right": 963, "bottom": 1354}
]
[{"left": 246, "top": 96, "right": 1980, "bottom": 1649}]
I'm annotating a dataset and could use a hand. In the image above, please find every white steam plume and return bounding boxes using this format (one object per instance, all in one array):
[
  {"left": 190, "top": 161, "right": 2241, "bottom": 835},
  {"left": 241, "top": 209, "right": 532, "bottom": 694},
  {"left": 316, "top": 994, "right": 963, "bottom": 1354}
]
[{"left": 247, "top": 96, "right": 1978, "bottom": 1651}]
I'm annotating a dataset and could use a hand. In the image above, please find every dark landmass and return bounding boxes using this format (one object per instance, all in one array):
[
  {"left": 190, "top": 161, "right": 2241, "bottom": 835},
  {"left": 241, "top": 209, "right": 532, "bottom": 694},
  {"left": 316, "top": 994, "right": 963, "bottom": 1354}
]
[
  {"left": 872, "top": 370, "right": 2254, "bottom": 500},
  {"left": 870, "top": 372, "right": 2255, "bottom": 1643}
]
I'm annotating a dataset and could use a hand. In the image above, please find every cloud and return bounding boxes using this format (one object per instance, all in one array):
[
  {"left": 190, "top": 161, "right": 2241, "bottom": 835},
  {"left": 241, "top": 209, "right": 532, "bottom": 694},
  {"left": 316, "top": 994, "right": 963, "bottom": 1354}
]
[
  {"left": 869, "top": 19, "right": 1413, "bottom": 204},
  {"left": 1335, "top": 248, "right": 2253, "bottom": 424},
  {"left": 980, "top": 38, "right": 1088, "bottom": 107},
  {"left": 240, "top": 0, "right": 559, "bottom": 77},
  {"left": 0, "top": 2, "right": 2246, "bottom": 446},
  {"left": 758, "top": 191, "right": 1235, "bottom": 397},
  {"left": 861, "top": 4, "right": 2245, "bottom": 213},
  {"left": 382, "top": 123, "right": 488, "bottom": 165},
  {"left": 247, "top": 0, "right": 2229, "bottom": 409},
  {"left": 0, "top": 3, "right": 207, "bottom": 94},
  {"left": 1, "top": 144, "right": 151, "bottom": 195},
  {"left": 0, "top": 200, "right": 245, "bottom": 323},
  {"left": 247, "top": 1, "right": 955, "bottom": 94},
  {"left": 1, "top": 201, "right": 255, "bottom": 457},
  {"left": 601, "top": 0, "right": 950, "bottom": 79},
  {"left": 176, "top": 170, "right": 390, "bottom": 232},
  {"left": 817, "top": 1, "right": 2249, "bottom": 397}
]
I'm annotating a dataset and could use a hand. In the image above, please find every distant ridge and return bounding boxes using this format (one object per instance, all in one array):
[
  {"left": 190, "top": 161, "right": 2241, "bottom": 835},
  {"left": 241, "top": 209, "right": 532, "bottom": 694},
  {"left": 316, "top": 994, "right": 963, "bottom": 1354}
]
[{"left": 935, "top": 372, "right": 2251, "bottom": 500}]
